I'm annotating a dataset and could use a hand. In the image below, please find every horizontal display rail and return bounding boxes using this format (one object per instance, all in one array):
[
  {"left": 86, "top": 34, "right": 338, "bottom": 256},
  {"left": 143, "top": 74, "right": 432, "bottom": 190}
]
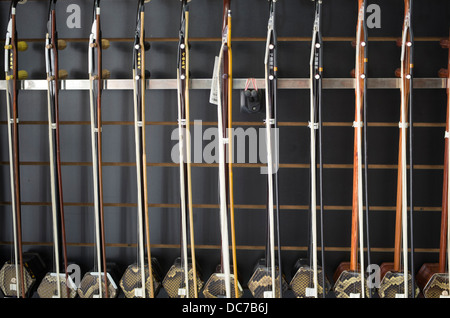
[
  {"left": 8, "top": 36, "right": 449, "bottom": 44},
  {"left": 0, "top": 121, "right": 446, "bottom": 128},
  {"left": 0, "top": 240, "right": 440, "bottom": 254},
  {"left": 0, "top": 78, "right": 446, "bottom": 90},
  {"left": 0, "top": 201, "right": 442, "bottom": 213},
  {"left": 0, "top": 161, "right": 444, "bottom": 170}
]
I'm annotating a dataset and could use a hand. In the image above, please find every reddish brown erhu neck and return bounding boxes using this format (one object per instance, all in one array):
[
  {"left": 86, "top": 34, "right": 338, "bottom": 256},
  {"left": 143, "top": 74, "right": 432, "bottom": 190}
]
[
  {"left": 393, "top": 0, "right": 412, "bottom": 272},
  {"left": 350, "top": 0, "right": 366, "bottom": 272},
  {"left": 439, "top": 33, "right": 450, "bottom": 273}
]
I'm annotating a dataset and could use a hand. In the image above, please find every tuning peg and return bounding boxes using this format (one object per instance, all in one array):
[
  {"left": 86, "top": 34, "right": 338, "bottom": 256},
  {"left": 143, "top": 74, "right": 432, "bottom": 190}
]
[
  {"left": 350, "top": 68, "right": 356, "bottom": 78},
  {"left": 440, "top": 39, "right": 450, "bottom": 49},
  {"left": 17, "top": 41, "right": 28, "bottom": 52},
  {"left": 395, "top": 37, "right": 403, "bottom": 47},
  {"left": 394, "top": 68, "right": 401, "bottom": 78},
  {"left": 58, "top": 39, "right": 67, "bottom": 50},
  {"left": 144, "top": 70, "right": 151, "bottom": 79},
  {"left": 144, "top": 41, "right": 151, "bottom": 51},
  {"left": 102, "top": 69, "right": 111, "bottom": 79},
  {"left": 18, "top": 70, "right": 28, "bottom": 80},
  {"left": 438, "top": 68, "right": 449, "bottom": 78},
  {"left": 59, "top": 69, "right": 69, "bottom": 79},
  {"left": 101, "top": 39, "right": 110, "bottom": 50}
]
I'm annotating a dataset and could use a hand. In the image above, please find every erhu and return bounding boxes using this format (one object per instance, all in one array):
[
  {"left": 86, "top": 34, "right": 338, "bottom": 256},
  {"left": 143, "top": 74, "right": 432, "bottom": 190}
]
[
  {"left": 36, "top": 0, "right": 76, "bottom": 298},
  {"left": 162, "top": 0, "right": 203, "bottom": 299},
  {"left": 333, "top": 0, "right": 371, "bottom": 298},
  {"left": 203, "top": 0, "right": 243, "bottom": 298},
  {"left": 247, "top": 0, "right": 287, "bottom": 299},
  {"left": 0, "top": 0, "right": 47, "bottom": 299},
  {"left": 289, "top": 0, "right": 330, "bottom": 298},
  {"left": 416, "top": 14, "right": 450, "bottom": 299},
  {"left": 77, "top": 0, "right": 119, "bottom": 298},
  {"left": 377, "top": 0, "right": 418, "bottom": 299},
  {"left": 119, "top": 0, "right": 163, "bottom": 299}
]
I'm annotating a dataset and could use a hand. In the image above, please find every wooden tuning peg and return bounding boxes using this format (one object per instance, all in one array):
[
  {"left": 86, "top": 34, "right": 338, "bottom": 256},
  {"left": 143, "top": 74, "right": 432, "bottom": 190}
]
[
  {"left": 440, "top": 39, "right": 450, "bottom": 49},
  {"left": 57, "top": 39, "right": 67, "bottom": 50},
  {"left": 394, "top": 68, "right": 401, "bottom": 78},
  {"left": 396, "top": 37, "right": 402, "bottom": 47},
  {"left": 18, "top": 70, "right": 28, "bottom": 80},
  {"left": 350, "top": 68, "right": 356, "bottom": 78},
  {"left": 102, "top": 69, "right": 111, "bottom": 79},
  {"left": 438, "top": 68, "right": 449, "bottom": 78},
  {"left": 58, "top": 69, "right": 69, "bottom": 80},
  {"left": 144, "top": 41, "right": 151, "bottom": 51},
  {"left": 101, "top": 39, "right": 110, "bottom": 50},
  {"left": 17, "top": 41, "right": 28, "bottom": 52}
]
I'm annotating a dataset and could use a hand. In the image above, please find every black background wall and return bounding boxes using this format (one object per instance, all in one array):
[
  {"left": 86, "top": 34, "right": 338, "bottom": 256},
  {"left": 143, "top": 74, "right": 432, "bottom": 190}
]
[{"left": 1, "top": 0, "right": 450, "bottom": 298}]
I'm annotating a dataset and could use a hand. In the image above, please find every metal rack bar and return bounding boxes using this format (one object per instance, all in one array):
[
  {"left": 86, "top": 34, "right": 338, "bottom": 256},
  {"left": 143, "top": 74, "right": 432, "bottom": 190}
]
[{"left": 0, "top": 78, "right": 446, "bottom": 91}]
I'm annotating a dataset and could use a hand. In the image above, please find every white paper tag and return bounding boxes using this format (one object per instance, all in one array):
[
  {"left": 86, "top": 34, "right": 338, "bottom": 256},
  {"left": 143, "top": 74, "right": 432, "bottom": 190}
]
[
  {"left": 178, "top": 288, "right": 187, "bottom": 296},
  {"left": 395, "top": 293, "right": 406, "bottom": 298},
  {"left": 306, "top": 287, "right": 317, "bottom": 297},
  {"left": 9, "top": 284, "right": 16, "bottom": 291},
  {"left": 134, "top": 288, "right": 143, "bottom": 297},
  {"left": 209, "top": 56, "right": 220, "bottom": 105},
  {"left": 440, "top": 295, "right": 450, "bottom": 298},
  {"left": 263, "top": 290, "right": 273, "bottom": 298},
  {"left": 350, "top": 293, "right": 360, "bottom": 298}
]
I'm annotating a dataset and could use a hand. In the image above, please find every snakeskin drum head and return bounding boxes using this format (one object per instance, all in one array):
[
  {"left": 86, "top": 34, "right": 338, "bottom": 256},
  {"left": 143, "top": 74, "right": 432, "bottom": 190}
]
[
  {"left": 119, "top": 262, "right": 162, "bottom": 298},
  {"left": 333, "top": 270, "right": 369, "bottom": 298},
  {"left": 378, "top": 271, "right": 420, "bottom": 298},
  {"left": 423, "top": 273, "right": 450, "bottom": 298},
  {"left": 247, "top": 266, "right": 288, "bottom": 298},
  {"left": 162, "top": 262, "right": 203, "bottom": 298},
  {"left": 37, "top": 272, "right": 77, "bottom": 298},
  {"left": 77, "top": 272, "right": 118, "bottom": 298},
  {"left": 289, "top": 264, "right": 330, "bottom": 298},
  {"left": 203, "top": 272, "right": 243, "bottom": 298},
  {"left": 0, "top": 262, "right": 35, "bottom": 297}
]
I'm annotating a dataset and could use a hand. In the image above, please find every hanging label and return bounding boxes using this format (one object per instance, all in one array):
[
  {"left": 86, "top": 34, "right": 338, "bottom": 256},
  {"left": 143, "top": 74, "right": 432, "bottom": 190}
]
[
  {"left": 306, "top": 287, "right": 317, "bottom": 297},
  {"left": 134, "top": 288, "right": 144, "bottom": 297},
  {"left": 395, "top": 293, "right": 406, "bottom": 298},
  {"left": 178, "top": 288, "right": 187, "bottom": 296},
  {"left": 263, "top": 290, "right": 273, "bottom": 298},
  {"left": 209, "top": 56, "right": 220, "bottom": 105},
  {"left": 10, "top": 284, "right": 16, "bottom": 291},
  {"left": 350, "top": 293, "right": 360, "bottom": 298}
]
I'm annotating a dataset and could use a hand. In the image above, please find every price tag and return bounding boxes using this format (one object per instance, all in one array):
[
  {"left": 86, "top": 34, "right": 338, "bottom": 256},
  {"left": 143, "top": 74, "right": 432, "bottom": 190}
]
[
  {"left": 263, "top": 290, "right": 273, "bottom": 298},
  {"left": 306, "top": 287, "right": 317, "bottom": 297},
  {"left": 209, "top": 56, "right": 220, "bottom": 105},
  {"left": 134, "top": 288, "right": 143, "bottom": 297}
]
